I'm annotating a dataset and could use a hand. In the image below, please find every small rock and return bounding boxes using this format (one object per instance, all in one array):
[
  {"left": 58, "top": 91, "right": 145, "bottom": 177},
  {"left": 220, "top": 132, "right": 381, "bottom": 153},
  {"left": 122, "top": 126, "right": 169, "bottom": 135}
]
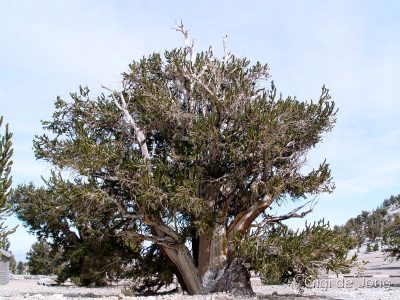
[{"left": 37, "top": 278, "right": 58, "bottom": 286}]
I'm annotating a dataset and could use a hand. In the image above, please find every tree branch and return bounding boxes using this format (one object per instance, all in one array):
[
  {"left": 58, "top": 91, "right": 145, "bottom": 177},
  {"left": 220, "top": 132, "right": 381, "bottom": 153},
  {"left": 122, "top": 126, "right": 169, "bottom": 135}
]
[
  {"left": 227, "top": 195, "right": 274, "bottom": 241},
  {"left": 120, "top": 231, "right": 178, "bottom": 249},
  {"left": 173, "top": 20, "right": 194, "bottom": 61},
  {"left": 222, "top": 34, "right": 229, "bottom": 64},
  {"left": 250, "top": 199, "right": 318, "bottom": 236},
  {"left": 102, "top": 86, "right": 151, "bottom": 162}
]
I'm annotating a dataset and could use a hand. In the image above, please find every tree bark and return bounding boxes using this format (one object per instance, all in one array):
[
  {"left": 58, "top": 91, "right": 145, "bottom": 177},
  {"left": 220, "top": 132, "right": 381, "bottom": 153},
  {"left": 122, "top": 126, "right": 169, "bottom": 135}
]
[
  {"left": 197, "top": 224, "right": 253, "bottom": 296},
  {"left": 197, "top": 233, "right": 211, "bottom": 278},
  {"left": 158, "top": 244, "right": 202, "bottom": 294},
  {"left": 203, "top": 258, "right": 254, "bottom": 296},
  {"left": 227, "top": 196, "right": 273, "bottom": 241},
  {"left": 197, "top": 225, "right": 227, "bottom": 275},
  {"left": 151, "top": 225, "right": 202, "bottom": 294}
]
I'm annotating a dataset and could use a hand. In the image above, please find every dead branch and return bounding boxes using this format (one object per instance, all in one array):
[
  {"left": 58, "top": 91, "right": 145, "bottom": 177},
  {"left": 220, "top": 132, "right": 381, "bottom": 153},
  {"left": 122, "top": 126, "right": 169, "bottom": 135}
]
[
  {"left": 102, "top": 85, "right": 151, "bottom": 162},
  {"left": 173, "top": 20, "right": 194, "bottom": 61}
]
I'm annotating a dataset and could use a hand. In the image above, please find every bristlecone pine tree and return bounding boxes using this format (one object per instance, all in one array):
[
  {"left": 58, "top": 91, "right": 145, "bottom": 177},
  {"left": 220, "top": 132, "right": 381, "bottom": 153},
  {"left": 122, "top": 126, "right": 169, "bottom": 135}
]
[
  {"left": 0, "top": 116, "right": 14, "bottom": 241},
  {"left": 17, "top": 261, "right": 25, "bottom": 275},
  {"left": 13, "top": 26, "right": 355, "bottom": 295},
  {"left": 26, "top": 240, "right": 62, "bottom": 276},
  {"left": 0, "top": 235, "right": 10, "bottom": 251},
  {"left": 12, "top": 182, "right": 141, "bottom": 286},
  {"left": 9, "top": 254, "right": 16, "bottom": 274},
  {"left": 384, "top": 215, "right": 400, "bottom": 260}
]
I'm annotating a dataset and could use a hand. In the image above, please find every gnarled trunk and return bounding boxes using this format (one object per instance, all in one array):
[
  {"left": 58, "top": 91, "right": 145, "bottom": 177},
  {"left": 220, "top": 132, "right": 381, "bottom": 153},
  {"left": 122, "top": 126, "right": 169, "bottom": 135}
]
[
  {"left": 157, "top": 222, "right": 253, "bottom": 296},
  {"left": 202, "top": 258, "right": 253, "bottom": 296},
  {"left": 149, "top": 187, "right": 267, "bottom": 295},
  {"left": 197, "top": 224, "right": 254, "bottom": 296},
  {"left": 151, "top": 225, "right": 202, "bottom": 294},
  {"left": 159, "top": 244, "right": 202, "bottom": 294},
  {"left": 198, "top": 224, "right": 227, "bottom": 276}
]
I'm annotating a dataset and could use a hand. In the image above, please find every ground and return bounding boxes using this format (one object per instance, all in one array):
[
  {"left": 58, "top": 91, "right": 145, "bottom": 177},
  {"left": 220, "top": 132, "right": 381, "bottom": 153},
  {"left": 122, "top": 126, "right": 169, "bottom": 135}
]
[
  {"left": 1, "top": 247, "right": 399, "bottom": 300},
  {"left": 1, "top": 276, "right": 399, "bottom": 300}
]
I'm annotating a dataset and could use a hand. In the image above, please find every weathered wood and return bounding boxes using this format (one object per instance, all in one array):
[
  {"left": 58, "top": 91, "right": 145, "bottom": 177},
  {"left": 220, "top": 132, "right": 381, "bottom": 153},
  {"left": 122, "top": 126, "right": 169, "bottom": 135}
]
[
  {"left": 198, "top": 224, "right": 228, "bottom": 275},
  {"left": 152, "top": 226, "right": 202, "bottom": 295},
  {"left": 197, "top": 233, "right": 211, "bottom": 278},
  {"left": 202, "top": 258, "right": 254, "bottom": 295},
  {"left": 227, "top": 196, "right": 274, "bottom": 241}
]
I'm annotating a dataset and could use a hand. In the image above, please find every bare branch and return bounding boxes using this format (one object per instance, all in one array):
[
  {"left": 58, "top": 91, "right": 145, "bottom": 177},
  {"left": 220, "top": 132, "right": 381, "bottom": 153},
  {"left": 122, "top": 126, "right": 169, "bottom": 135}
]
[
  {"left": 182, "top": 73, "right": 220, "bottom": 107},
  {"left": 108, "top": 195, "right": 181, "bottom": 241},
  {"left": 251, "top": 199, "right": 318, "bottom": 235},
  {"left": 173, "top": 20, "right": 194, "bottom": 61},
  {"left": 120, "top": 231, "right": 178, "bottom": 249},
  {"left": 173, "top": 20, "right": 189, "bottom": 47},
  {"left": 227, "top": 195, "right": 274, "bottom": 240},
  {"left": 222, "top": 34, "right": 228, "bottom": 64},
  {"left": 265, "top": 200, "right": 315, "bottom": 223},
  {"left": 101, "top": 85, "right": 151, "bottom": 162}
]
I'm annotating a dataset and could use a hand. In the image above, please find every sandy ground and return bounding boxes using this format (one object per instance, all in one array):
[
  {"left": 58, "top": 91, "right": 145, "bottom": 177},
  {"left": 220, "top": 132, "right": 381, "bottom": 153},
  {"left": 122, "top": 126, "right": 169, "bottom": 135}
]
[
  {"left": 2, "top": 247, "right": 399, "bottom": 300},
  {"left": 348, "top": 244, "right": 400, "bottom": 276},
  {"left": 1, "top": 277, "right": 400, "bottom": 300}
]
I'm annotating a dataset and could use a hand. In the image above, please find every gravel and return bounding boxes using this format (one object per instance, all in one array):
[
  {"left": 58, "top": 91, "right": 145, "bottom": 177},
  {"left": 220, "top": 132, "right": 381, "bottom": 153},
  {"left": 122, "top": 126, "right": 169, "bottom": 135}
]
[{"left": 1, "top": 277, "right": 400, "bottom": 300}]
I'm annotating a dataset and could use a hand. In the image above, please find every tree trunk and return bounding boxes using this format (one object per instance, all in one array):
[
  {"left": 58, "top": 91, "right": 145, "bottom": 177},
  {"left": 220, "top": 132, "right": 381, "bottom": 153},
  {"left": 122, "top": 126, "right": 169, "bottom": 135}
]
[
  {"left": 197, "top": 224, "right": 227, "bottom": 276},
  {"left": 197, "top": 224, "right": 254, "bottom": 296},
  {"left": 193, "top": 179, "right": 255, "bottom": 295},
  {"left": 150, "top": 184, "right": 262, "bottom": 295},
  {"left": 158, "top": 244, "right": 203, "bottom": 294},
  {"left": 157, "top": 223, "right": 254, "bottom": 296},
  {"left": 151, "top": 225, "right": 202, "bottom": 294},
  {"left": 203, "top": 258, "right": 254, "bottom": 296}
]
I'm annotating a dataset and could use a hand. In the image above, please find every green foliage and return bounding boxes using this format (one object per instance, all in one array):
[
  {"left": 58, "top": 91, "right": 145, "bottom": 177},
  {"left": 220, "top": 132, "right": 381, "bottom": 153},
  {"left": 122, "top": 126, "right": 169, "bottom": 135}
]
[
  {"left": 341, "top": 194, "right": 400, "bottom": 260},
  {"left": 26, "top": 240, "right": 62, "bottom": 276},
  {"left": 382, "top": 195, "right": 400, "bottom": 208},
  {"left": 9, "top": 255, "right": 16, "bottom": 274},
  {"left": 373, "top": 243, "right": 379, "bottom": 252},
  {"left": 33, "top": 50, "right": 336, "bottom": 229},
  {"left": 11, "top": 181, "right": 141, "bottom": 285},
  {"left": 0, "top": 116, "right": 14, "bottom": 240},
  {"left": 342, "top": 195, "right": 400, "bottom": 244},
  {"left": 17, "top": 261, "right": 25, "bottom": 275},
  {"left": 0, "top": 235, "right": 10, "bottom": 251},
  {"left": 123, "top": 244, "right": 176, "bottom": 295},
  {"left": 383, "top": 215, "right": 400, "bottom": 260},
  {"left": 13, "top": 35, "right": 341, "bottom": 293},
  {"left": 235, "top": 220, "right": 357, "bottom": 285}
]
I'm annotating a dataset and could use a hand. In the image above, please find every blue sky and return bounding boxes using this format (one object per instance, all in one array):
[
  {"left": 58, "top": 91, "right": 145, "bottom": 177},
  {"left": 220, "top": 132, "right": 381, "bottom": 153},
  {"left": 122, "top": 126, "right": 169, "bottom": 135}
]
[{"left": 1, "top": 0, "right": 399, "bottom": 261}]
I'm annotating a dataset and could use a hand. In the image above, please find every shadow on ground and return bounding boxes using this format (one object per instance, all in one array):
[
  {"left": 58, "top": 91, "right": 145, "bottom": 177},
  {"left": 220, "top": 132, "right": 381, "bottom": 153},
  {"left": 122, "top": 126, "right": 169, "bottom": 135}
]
[{"left": 258, "top": 294, "right": 344, "bottom": 300}]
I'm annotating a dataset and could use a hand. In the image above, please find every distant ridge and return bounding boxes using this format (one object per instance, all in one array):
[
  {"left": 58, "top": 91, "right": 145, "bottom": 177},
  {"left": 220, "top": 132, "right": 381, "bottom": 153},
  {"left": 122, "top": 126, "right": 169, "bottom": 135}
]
[{"left": 341, "top": 195, "right": 400, "bottom": 245}]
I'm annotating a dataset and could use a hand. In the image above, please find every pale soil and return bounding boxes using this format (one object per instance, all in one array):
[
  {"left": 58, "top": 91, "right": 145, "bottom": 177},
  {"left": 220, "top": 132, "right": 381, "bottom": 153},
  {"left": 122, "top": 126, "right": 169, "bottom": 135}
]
[
  {"left": 1, "top": 277, "right": 400, "bottom": 300},
  {"left": 348, "top": 244, "right": 400, "bottom": 276},
  {"left": 2, "top": 248, "right": 399, "bottom": 300}
]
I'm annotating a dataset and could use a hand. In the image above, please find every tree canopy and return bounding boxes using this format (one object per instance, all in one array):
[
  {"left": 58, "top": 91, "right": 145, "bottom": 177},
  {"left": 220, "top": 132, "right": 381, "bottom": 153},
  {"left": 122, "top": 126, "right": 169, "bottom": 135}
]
[
  {"left": 26, "top": 240, "right": 62, "bottom": 276},
  {"left": 383, "top": 215, "right": 400, "bottom": 260},
  {"left": 12, "top": 182, "right": 141, "bottom": 285},
  {"left": 341, "top": 194, "right": 400, "bottom": 255},
  {"left": 0, "top": 116, "right": 14, "bottom": 242},
  {"left": 12, "top": 28, "right": 355, "bottom": 295}
]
